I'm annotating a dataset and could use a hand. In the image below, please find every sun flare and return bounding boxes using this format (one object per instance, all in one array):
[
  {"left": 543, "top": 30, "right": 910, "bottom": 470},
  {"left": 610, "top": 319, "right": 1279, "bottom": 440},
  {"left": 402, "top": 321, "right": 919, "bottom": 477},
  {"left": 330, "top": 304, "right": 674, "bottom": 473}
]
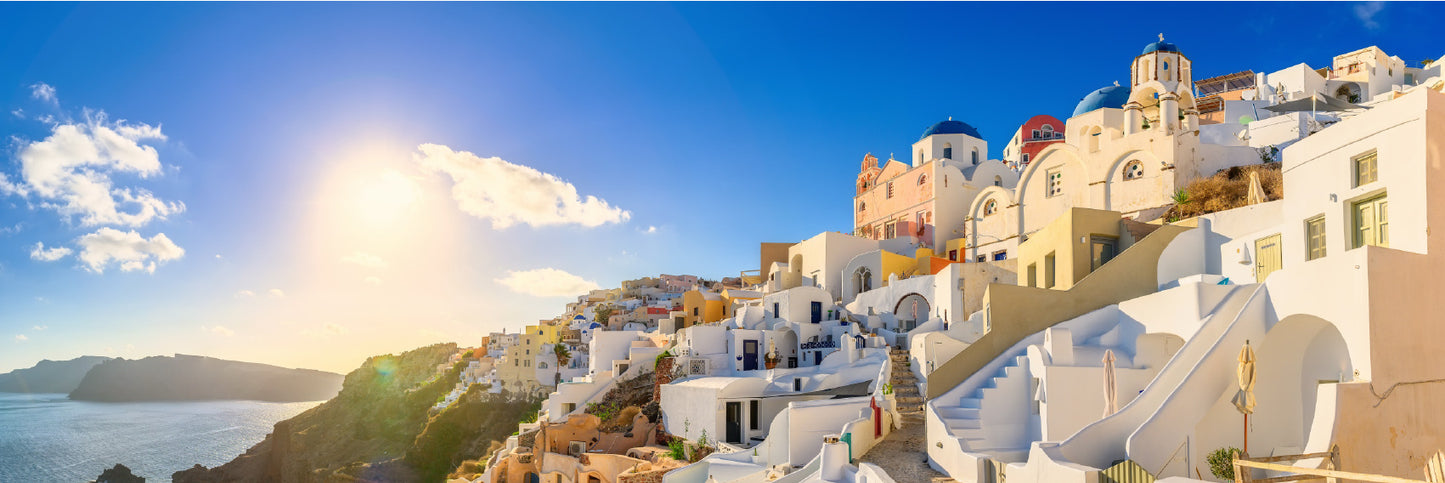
[{"left": 355, "top": 169, "right": 419, "bottom": 225}]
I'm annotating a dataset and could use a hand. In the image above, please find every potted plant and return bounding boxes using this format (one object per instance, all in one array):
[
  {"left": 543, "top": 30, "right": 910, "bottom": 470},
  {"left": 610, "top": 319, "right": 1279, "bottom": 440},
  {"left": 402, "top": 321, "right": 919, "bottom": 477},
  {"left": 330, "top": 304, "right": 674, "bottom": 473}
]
[{"left": 764, "top": 340, "right": 780, "bottom": 370}]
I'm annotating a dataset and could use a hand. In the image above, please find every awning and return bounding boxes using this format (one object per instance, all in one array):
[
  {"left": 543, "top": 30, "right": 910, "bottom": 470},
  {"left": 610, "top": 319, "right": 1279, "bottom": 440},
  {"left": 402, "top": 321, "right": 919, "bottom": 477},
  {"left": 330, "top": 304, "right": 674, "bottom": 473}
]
[{"left": 1262, "top": 93, "right": 1366, "bottom": 113}]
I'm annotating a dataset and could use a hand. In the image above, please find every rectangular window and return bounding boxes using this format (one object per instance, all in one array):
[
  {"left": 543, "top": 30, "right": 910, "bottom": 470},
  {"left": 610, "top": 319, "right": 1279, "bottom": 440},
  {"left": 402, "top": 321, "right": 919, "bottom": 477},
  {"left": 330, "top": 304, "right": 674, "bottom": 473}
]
[
  {"left": 1032, "top": 129, "right": 1041, "bottom": 139},
  {"left": 1306, "top": 215, "right": 1327, "bottom": 260},
  {"left": 1026, "top": 264, "right": 1037, "bottom": 287},
  {"left": 1090, "top": 236, "right": 1118, "bottom": 271},
  {"left": 1046, "top": 169, "right": 1064, "bottom": 197},
  {"left": 884, "top": 222, "right": 896, "bottom": 239},
  {"left": 1354, "top": 151, "right": 1378, "bottom": 187},
  {"left": 886, "top": 182, "right": 894, "bottom": 199},
  {"left": 1044, "top": 252, "right": 1056, "bottom": 288},
  {"left": 948, "top": 249, "right": 957, "bottom": 261},
  {"left": 976, "top": 255, "right": 986, "bottom": 263},
  {"left": 749, "top": 400, "right": 760, "bottom": 430},
  {"left": 1353, "top": 193, "right": 1389, "bottom": 248},
  {"left": 992, "top": 250, "right": 1007, "bottom": 261}
]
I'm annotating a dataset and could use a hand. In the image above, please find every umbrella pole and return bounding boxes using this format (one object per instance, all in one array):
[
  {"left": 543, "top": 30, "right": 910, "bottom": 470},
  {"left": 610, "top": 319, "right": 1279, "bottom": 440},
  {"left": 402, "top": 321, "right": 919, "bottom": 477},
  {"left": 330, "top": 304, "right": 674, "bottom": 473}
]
[{"left": 1244, "top": 413, "right": 1249, "bottom": 454}]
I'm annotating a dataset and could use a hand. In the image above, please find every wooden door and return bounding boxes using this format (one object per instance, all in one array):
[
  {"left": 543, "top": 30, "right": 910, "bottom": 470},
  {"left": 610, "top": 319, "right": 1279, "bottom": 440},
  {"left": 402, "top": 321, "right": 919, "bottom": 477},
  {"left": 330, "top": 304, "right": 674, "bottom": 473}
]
[{"left": 1254, "top": 234, "right": 1282, "bottom": 282}]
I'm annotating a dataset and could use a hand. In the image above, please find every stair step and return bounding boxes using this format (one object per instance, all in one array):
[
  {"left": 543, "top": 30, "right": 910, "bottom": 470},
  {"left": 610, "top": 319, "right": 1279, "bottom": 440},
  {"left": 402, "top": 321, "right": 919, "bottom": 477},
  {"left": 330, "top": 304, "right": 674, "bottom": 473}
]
[{"left": 957, "top": 397, "right": 981, "bottom": 409}]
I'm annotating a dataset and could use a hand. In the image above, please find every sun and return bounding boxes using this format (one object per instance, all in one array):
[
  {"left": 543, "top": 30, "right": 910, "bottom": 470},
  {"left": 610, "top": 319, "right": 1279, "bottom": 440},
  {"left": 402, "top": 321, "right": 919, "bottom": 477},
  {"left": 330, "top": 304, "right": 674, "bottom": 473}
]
[{"left": 356, "top": 169, "right": 419, "bottom": 225}]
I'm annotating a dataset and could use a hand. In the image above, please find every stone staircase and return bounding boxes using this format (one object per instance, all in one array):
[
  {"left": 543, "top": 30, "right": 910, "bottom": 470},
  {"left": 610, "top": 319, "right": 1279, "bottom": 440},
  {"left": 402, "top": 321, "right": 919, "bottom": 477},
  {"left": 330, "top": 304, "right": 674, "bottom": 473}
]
[
  {"left": 890, "top": 350, "right": 924, "bottom": 414},
  {"left": 934, "top": 354, "right": 1033, "bottom": 463},
  {"left": 858, "top": 350, "right": 948, "bottom": 483}
]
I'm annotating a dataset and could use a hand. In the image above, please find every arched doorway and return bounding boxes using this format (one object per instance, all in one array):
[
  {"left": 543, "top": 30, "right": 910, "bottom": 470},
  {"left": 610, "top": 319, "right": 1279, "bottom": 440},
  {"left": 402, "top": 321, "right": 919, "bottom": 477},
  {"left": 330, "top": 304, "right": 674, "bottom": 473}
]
[{"left": 894, "top": 293, "right": 930, "bottom": 331}]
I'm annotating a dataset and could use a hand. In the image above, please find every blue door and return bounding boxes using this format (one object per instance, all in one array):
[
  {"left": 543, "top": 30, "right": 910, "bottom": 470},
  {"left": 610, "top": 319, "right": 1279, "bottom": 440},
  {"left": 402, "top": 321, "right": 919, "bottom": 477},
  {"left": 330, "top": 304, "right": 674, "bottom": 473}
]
[
  {"left": 742, "top": 340, "right": 759, "bottom": 371},
  {"left": 811, "top": 302, "right": 822, "bottom": 323}
]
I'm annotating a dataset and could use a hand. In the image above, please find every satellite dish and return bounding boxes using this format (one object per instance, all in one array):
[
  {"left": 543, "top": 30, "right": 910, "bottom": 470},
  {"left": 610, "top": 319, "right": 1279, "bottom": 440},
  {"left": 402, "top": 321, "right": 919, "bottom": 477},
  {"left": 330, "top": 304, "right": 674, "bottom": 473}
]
[{"left": 1238, "top": 116, "right": 1255, "bottom": 125}]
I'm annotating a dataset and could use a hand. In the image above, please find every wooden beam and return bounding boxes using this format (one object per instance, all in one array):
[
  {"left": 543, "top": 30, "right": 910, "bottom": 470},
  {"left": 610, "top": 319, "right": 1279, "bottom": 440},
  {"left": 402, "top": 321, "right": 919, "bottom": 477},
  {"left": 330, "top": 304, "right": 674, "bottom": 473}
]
[{"left": 1234, "top": 460, "right": 1430, "bottom": 483}]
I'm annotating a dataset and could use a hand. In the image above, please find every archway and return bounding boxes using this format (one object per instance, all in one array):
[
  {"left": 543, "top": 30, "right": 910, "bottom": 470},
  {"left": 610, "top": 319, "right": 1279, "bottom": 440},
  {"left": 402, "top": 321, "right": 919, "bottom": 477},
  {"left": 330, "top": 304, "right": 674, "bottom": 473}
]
[
  {"left": 1252, "top": 315, "right": 1352, "bottom": 452},
  {"left": 894, "top": 293, "right": 931, "bottom": 330},
  {"left": 854, "top": 266, "right": 873, "bottom": 294}
]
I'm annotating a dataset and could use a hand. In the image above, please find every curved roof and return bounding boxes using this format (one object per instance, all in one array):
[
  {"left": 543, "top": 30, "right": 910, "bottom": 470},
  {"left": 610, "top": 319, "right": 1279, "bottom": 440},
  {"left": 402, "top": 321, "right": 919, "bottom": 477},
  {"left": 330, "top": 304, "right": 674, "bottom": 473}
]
[
  {"left": 919, "top": 119, "right": 982, "bottom": 141},
  {"left": 1072, "top": 84, "right": 1132, "bottom": 118},
  {"left": 1141, "top": 40, "right": 1180, "bottom": 55}
]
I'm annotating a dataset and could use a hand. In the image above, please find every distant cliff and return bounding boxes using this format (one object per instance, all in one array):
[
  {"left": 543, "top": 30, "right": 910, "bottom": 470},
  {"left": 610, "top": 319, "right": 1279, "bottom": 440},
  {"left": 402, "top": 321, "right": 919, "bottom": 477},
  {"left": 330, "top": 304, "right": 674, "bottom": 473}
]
[
  {"left": 173, "top": 343, "right": 541, "bottom": 483},
  {"left": 69, "top": 354, "right": 343, "bottom": 402},
  {"left": 0, "top": 356, "right": 112, "bottom": 394}
]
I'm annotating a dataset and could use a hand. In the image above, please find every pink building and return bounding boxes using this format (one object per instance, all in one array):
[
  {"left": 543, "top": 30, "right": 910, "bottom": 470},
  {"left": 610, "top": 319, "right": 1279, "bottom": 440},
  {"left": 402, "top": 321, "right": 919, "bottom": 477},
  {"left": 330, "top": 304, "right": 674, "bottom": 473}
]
[{"left": 853, "top": 119, "right": 1019, "bottom": 252}]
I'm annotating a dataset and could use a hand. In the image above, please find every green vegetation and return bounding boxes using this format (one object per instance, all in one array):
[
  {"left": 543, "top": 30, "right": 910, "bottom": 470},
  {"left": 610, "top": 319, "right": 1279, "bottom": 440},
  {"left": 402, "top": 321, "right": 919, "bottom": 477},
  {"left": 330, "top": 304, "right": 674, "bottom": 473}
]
[
  {"left": 406, "top": 385, "right": 542, "bottom": 482},
  {"left": 593, "top": 304, "right": 615, "bottom": 325},
  {"left": 1207, "top": 447, "right": 1242, "bottom": 480}
]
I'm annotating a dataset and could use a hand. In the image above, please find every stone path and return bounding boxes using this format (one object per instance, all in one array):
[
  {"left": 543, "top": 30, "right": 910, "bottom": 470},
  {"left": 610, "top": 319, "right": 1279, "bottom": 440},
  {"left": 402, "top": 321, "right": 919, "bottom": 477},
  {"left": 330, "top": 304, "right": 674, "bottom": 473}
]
[{"left": 858, "top": 351, "right": 952, "bottom": 483}]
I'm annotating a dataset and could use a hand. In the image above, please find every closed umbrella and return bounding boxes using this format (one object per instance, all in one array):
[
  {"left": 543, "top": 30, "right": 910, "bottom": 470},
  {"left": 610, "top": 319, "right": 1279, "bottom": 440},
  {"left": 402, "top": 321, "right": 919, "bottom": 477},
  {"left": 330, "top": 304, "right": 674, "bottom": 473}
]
[
  {"left": 1102, "top": 349, "right": 1118, "bottom": 417},
  {"left": 1246, "top": 171, "right": 1267, "bottom": 205},
  {"left": 1231, "top": 341, "right": 1257, "bottom": 453}
]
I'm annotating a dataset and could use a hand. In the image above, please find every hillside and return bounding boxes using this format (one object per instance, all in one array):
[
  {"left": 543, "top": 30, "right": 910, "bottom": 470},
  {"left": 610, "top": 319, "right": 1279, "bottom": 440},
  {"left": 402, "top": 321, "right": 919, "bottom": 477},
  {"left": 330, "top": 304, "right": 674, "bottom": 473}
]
[
  {"left": 171, "top": 343, "right": 540, "bottom": 483},
  {"left": 69, "top": 354, "right": 343, "bottom": 402},
  {"left": 0, "top": 356, "right": 112, "bottom": 394}
]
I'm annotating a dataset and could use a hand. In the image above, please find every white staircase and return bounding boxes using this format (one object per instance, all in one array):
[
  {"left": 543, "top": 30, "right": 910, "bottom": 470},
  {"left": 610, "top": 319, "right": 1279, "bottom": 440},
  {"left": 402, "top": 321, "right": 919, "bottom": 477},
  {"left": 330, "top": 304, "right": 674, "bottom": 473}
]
[{"left": 934, "top": 354, "right": 1034, "bottom": 463}]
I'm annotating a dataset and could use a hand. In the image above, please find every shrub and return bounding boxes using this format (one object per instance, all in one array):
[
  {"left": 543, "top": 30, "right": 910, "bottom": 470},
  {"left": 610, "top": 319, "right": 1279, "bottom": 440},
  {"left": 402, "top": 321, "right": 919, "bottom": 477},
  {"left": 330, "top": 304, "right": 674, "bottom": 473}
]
[
  {"left": 1207, "top": 447, "right": 1241, "bottom": 480},
  {"left": 667, "top": 438, "right": 687, "bottom": 461}
]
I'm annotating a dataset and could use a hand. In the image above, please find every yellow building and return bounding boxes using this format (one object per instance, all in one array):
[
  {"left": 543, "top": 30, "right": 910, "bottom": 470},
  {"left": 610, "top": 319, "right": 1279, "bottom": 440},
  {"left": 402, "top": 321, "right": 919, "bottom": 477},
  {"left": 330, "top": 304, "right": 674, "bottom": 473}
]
[
  {"left": 720, "top": 288, "right": 763, "bottom": 318},
  {"left": 681, "top": 290, "right": 725, "bottom": 327},
  {"left": 1015, "top": 207, "right": 1162, "bottom": 290},
  {"left": 497, "top": 323, "right": 564, "bottom": 394}
]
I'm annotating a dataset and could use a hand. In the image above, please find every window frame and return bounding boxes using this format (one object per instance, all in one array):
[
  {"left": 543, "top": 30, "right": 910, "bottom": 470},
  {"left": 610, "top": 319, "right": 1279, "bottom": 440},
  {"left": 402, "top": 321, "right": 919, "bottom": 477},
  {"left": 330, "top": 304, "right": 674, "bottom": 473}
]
[
  {"left": 1046, "top": 169, "right": 1064, "bottom": 197},
  {"left": 1353, "top": 150, "right": 1378, "bottom": 188},
  {"left": 1305, "top": 215, "right": 1327, "bottom": 260}
]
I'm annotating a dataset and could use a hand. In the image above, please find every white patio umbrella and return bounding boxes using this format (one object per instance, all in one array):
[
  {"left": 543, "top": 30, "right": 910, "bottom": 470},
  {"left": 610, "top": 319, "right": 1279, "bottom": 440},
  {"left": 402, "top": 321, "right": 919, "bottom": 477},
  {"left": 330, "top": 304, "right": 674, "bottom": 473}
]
[
  {"left": 1102, "top": 349, "right": 1118, "bottom": 417},
  {"left": 1231, "top": 341, "right": 1257, "bottom": 453},
  {"left": 1246, "top": 171, "right": 1267, "bottom": 205}
]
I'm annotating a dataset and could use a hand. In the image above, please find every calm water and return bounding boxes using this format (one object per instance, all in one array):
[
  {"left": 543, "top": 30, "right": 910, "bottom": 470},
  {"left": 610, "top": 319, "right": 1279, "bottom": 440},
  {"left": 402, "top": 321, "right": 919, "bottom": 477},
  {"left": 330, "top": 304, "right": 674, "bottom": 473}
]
[{"left": 0, "top": 393, "right": 320, "bottom": 482}]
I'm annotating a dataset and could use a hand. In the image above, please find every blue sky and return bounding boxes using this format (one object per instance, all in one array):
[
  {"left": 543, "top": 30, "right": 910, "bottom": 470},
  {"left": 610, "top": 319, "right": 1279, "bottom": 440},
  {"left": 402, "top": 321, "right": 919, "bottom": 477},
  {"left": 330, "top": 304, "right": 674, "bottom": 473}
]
[{"left": 0, "top": 2, "right": 1438, "bottom": 373}]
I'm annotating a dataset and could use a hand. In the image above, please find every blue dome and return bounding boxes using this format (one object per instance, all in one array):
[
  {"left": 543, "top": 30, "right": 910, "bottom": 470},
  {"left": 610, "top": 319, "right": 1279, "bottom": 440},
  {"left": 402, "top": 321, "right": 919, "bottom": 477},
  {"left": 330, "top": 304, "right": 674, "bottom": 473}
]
[
  {"left": 1072, "top": 85, "right": 1132, "bottom": 118},
  {"left": 1141, "top": 41, "right": 1179, "bottom": 55},
  {"left": 919, "top": 119, "right": 982, "bottom": 141}
]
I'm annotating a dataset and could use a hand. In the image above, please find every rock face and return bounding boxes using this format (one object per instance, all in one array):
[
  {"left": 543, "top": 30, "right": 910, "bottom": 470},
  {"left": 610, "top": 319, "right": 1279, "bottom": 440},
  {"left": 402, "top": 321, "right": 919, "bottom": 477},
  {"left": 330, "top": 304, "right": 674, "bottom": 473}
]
[
  {"left": 0, "top": 356, "right": 112, "bottom": 394},
  {"left": 174, "top": 343, "right": 543, "bottom": 483},
  {"left": 93, "top": 463, "right": 145, "bottom": 483},
  {"left": 69, "top": 354, "right": 343, "bottom": 402}
]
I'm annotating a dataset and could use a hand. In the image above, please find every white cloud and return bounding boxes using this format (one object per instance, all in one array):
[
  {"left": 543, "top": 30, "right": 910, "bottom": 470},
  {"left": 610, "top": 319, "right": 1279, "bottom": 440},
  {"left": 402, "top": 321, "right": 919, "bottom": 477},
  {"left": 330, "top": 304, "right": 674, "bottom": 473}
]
[
  {"left": 29, "top": 83, "right": 56, "bottom": 104},
  {"left": 341, "top": 251, "right": 387, "bottom": 269},
  {"left": 645, "top": 225, "right": 658, "bottom": 234},
  {"left": 1355, "top": 1, "right": 1384, "bottom": 30},
  {"left": 364, "top": 276, "right": 382, "bottom": 285},
  {"left": 301, "top": 322, "right": 348, "bottom": 338},
  {"left": 14, "top": 334, "right": 28, "bottom": 342},
  {"left": 29, "top": 242, "right": 72, "bottom": 261},
  {"left": 9, "top": 112, "right": 183, "bottom": 227},
  {"left": 235, "top": 290, "right": 255, "bottom": 298},
  {"left": 32, "top": 325, "right": 46, "bottom": 331},
  {"left": 414, "top": 144, "right": 630, "bottom": 229},
  {"left": 210, "top": 325, "right": 235, "bottom": 337},
  {"left": 75, "top": 227, "right": 184, "bottom": 274},
  {"left": 214, "top": 254, "right": 222, "bottom": 259},
  {"left": 495, "top": 268, "right": 600, "bottom": 297},
  {"left": 11, "top": 108, "right": 23, "bottom": 119},
  {"left": 268, "top": 289, "right": 285, "bottom": 298}
]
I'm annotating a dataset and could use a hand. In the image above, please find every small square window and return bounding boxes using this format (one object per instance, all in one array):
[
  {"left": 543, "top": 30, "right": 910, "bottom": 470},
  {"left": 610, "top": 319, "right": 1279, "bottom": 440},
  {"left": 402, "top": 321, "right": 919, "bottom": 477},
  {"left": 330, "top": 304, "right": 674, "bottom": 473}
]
[
  {"left": 1046, "top": 169, "right": 1064, "bottom": 197},
  {"left": 1353, "top": 151, "right": 1378, "bottom": 187}
]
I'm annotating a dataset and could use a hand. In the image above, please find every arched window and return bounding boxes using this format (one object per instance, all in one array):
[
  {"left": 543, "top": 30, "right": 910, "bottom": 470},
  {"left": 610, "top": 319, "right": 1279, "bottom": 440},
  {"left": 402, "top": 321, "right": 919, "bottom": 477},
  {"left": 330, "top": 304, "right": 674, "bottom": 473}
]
[
  {"left": 918, "top": 174, "right": 927, "bottom": 185},
  {"left": 1163, "top": 60, "right": 1172, "bottom": 81},
  {"left": 918, "top": 150, "right": 924, "bottom": 164},
  {"left": 994, "top": 175, "right": 1002, "bottom": 187},
  {"left": 1041, "top": 124, "right": 1053, "bottom": 137},
  {"left": 854, "top": 267, "right": 873, "bottom": 293},
  {"left": 972, "top": 148, "right": 980, "bottom": 165},
  {"left": 857, "top": 201, "right": 866, "bottom": 213},
  {"left": 983, "top": 199, "right": 998, "bottom": 216},
  {"left": 943, "top": 143, "right": 953, "bottom": 160},
  {"left": 1124, "top": 160, "right": 1144, "bottom": 180}
]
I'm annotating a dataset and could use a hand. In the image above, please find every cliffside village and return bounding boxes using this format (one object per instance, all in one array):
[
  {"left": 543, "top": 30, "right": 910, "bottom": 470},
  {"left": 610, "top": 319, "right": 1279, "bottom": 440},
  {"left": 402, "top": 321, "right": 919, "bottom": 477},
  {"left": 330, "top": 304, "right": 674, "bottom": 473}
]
[{"left": 438, "top": 39, "right": 1445, "bottom": 483}]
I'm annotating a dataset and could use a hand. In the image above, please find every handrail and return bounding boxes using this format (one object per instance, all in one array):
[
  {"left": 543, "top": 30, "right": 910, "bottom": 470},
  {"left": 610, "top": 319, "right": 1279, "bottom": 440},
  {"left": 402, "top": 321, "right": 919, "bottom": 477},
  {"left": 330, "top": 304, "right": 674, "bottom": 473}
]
[
  {"left": 1155, "top": 438, "right": 1188, "bottom": 476},
  {"left": 1231, "top": 445, "right": 1431, "bottom": 483}
]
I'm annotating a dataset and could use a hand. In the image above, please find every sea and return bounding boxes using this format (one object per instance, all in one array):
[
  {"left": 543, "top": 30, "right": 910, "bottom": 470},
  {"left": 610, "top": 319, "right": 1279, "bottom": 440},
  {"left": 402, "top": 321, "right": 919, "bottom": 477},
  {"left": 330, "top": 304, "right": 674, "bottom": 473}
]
[{"left": 0, "top": 393, "right": 321, "bottom": 482}]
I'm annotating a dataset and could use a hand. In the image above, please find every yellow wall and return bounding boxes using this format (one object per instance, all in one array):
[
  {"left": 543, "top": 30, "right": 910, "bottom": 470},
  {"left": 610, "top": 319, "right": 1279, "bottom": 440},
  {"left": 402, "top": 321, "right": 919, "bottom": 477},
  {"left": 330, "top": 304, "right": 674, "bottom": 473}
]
[
  {"left": 943, "top": 237, "right": 968, "bottom": 262},
  {"left": 879, "top": 250, "right": 915, "bottom": 286},
  {"left": 682, "top": 290, "right": 725, "bottom": 326},
  {"left": 1015, "top": 207, "right": 1129, "bottom": 291},
  {"left": 926, "top": 223, "right": 1190, "bottom": 399}
]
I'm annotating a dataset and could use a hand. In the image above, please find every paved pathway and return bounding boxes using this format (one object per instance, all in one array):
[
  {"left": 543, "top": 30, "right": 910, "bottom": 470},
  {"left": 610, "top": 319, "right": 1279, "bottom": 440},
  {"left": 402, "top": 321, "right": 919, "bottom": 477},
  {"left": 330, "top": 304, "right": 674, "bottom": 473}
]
[{"left": 858, "top": 351, "right": 952, "bottom": 483}]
